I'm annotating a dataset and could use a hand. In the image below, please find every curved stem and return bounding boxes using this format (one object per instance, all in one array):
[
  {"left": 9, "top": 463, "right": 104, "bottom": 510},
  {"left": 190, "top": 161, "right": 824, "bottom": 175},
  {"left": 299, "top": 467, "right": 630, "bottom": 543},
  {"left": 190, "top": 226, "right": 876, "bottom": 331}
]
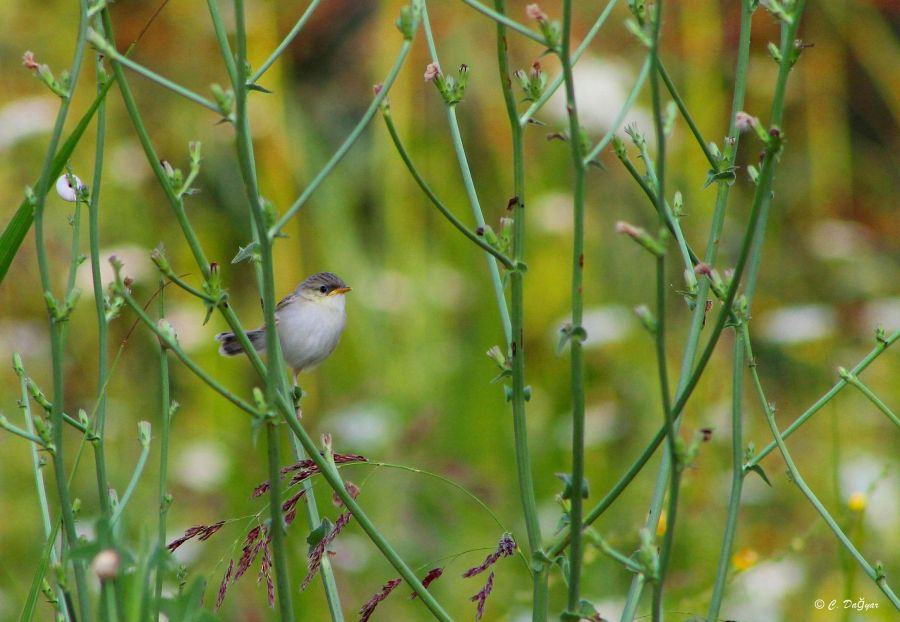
[
  {"left": 459, "top": 0, "right": 549, "bottom": 46},
  {"left": 380, "top": 106, "right": 515, "bottom": 268}
]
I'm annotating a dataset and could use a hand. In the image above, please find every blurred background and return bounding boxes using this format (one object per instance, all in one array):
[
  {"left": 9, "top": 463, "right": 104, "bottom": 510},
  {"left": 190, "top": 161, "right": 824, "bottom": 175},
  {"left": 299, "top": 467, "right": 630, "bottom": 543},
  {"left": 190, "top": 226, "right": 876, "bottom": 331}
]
[{"left": 1, "top": 1, "right": 898, "bottom": 620}]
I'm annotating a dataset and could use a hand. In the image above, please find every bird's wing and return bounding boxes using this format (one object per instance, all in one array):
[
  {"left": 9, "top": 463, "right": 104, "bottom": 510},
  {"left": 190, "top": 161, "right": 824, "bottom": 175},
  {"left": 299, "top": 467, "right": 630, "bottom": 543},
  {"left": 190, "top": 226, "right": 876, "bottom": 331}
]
[{"left": 275, "top": 293, "right": 297, "bottom": 313}]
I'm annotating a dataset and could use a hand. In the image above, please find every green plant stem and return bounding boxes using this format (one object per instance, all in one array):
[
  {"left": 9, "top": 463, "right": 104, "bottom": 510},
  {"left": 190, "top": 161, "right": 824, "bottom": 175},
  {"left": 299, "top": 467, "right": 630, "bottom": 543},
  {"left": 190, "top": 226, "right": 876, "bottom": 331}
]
[
  {"left": 843, "top": 372, "right": 900, "bottom": 429},
  {"left": 657, "top": 61, "right": 719, "bottom": 171},
  {"left": 248, "top": 0, "right": 324, "bottom": 85},
  {"left": 707, "top": 334, "right": 746, "bottom": 621},
  {"left": 232, "top": 0, "right": 295, "bottom": 615},
  {"left": 582, "top": 56, "right": 651, "bottom": 163},
  {"left": 0, "top": 418, "right": 48, "bottom": 447},
  {"left": 31, "top": 2, "right": 93, "bottom": 617},
  {"left": 746, "top": 328, "right": 899, "bottom": 468},
  {"left": 109, "top": 425, "right": 152, "bottom": 525},
  {"left": 421, "top": 6, "right": 512, "bottom": 345},
  {"left": 265, "top": 422, "right": 293, "bottom": 621},
  {"left": 559, "top": 0, "right": 588, "bottom": 611},
  {"left": 273, "top": 396, "right": 454, "bottom": 619},
  {"left": 380, "top": 106, "right": 515, "bottom": 269},
  {"left": 116, "top": 288, "right": 260, "bottom": 416},
  {"left": 19, "top": 371, "right": 70, "bottom": 621},
  {"left": 494, "top": 0, "right": 547, "bottom": 618},
  {"left": 742, "top": 323, "right": 900, "bottom": 609},
  {"left": 269, "top": 29, "right": 418, "bottom": 237},
  {"left": 646, "top": 3, "right": 678, "bottom": 619},
  {"left": 154, "top": 280, "right": 172, "bottom": 616},
  {"left": 520, "top": 0, "right": 618, "bottom": 127},
  {"left": 459, "top": 0, "right": 549, "bottom": 46},
  {"left": 87, "top": 31, "right": 222, "bottom": 114},
  {"left": 101, "top": 10, "right": 213, "bottom": 281}
]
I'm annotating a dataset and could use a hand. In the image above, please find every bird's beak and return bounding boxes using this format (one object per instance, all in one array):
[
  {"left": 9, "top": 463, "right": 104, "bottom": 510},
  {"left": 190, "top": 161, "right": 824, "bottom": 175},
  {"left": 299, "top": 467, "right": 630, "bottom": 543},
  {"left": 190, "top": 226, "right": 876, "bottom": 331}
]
[{"left": 327, "top": 286, "right": 352, "bottom": 296}]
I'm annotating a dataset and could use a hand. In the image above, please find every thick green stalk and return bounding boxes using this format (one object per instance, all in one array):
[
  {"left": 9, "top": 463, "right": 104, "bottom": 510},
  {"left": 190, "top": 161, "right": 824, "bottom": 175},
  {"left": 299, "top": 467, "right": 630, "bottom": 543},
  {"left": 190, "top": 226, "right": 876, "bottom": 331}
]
[
  {"left": 494, "top": 1, "right": 547, "bottom": 618},
  {"left": 273, "top": 395, "right": 453, "bottom": 619},
  {"left": 646, "top": 3, "right": 678, "bottom": 620},
  {"left": 88, "top": 51, "right": 113, "bottom": 520},
  {"left": 231, "top": 2, "right": 294, "bottom": 617},
  {"left": 559, "top": 0, "right": 588, "bottom": 610},
  {"left": 30, "top": 2, "right": 93, "bottom": 617}
]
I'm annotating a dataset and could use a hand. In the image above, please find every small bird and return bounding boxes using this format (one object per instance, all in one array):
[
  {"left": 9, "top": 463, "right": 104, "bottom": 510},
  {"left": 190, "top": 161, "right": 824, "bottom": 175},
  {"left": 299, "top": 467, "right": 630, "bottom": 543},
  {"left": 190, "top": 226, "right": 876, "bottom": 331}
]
[{"left": 216, "top": 272, "right": 351, "bottom": 382}]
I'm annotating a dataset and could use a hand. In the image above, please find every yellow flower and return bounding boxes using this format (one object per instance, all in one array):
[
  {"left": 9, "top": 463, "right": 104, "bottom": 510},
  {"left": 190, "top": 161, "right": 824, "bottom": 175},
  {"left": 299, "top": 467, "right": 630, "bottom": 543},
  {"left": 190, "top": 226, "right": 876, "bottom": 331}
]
[
  {"left": 732, "top": 547, "right": 759, "bottom": 571},
  {"left": 848, "top": 492, "right": 866, "bottom": 513},
  {"left": 656, "top": 512, "right": 667, "bottom": 537}
]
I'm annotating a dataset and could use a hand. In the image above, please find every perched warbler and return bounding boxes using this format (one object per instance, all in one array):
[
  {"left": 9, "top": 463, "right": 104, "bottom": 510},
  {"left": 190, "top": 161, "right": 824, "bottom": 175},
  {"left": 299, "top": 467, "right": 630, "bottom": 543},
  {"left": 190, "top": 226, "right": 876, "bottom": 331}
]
[{"left": 216, "top": 272, "right": 351, "bottom": 381}]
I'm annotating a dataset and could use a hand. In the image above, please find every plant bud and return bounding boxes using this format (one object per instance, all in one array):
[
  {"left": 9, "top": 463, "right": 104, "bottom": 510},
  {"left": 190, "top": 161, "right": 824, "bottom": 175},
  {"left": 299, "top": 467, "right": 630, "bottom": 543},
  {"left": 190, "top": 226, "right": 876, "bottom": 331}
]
[{"left": 91, "top": 549, "right": 120, "bottom": 582}]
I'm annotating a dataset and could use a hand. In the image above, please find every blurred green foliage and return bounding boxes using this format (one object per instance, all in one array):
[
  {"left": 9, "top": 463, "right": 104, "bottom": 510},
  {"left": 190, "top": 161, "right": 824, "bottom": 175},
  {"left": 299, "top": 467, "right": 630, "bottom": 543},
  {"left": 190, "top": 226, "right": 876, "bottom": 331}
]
[{"left": 1, "top": 1, "right": 898, "bottom": 620}]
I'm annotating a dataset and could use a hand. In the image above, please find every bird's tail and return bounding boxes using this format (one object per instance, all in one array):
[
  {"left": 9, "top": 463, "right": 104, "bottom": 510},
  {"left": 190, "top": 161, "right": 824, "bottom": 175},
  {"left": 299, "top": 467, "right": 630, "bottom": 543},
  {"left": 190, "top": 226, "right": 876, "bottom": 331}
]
[{"left": 215, "top": 329, "right": 266, "bottom": 356}]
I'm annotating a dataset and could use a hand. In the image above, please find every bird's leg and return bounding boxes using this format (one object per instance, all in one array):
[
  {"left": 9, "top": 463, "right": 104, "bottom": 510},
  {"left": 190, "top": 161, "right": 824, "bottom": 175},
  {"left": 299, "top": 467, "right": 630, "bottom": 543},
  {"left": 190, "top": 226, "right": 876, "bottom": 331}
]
[{"left": 291, "top": 369, "right": 303, "bottom": 419}]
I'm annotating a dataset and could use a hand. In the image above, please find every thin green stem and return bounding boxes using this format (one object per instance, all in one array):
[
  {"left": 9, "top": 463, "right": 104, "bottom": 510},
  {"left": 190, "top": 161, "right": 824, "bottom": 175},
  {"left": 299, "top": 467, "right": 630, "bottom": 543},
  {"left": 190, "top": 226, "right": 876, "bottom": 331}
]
[
  {"left": 746, "top": 329, "right": 899, "bottom": 468},
  {"left": 117, "top": 287, "right": 261, "bottom": 416},
  {"left": 274, "top": 394, "right": 453, "bottom": 619},
  {"left": 18, "top": 369, "right": 70, "bottom": 620},
  {"left": 494, "top": 0, "right": 547, "bottom": 618},
  {"left": 519, "top": 0, "right": 619, "bottom": 127},
  {"left": 657, "top": 61, "right": 719, "bottom": 171},
  {"left": 380, "top": 105, "right": 515, "bottom": 269},
  {"left": 248, "top": 0, "right": 324, "bottom": 85},
  {"left": 582, "top": 56, "right": 651, "bottom": 163},
  {"left": 459, "top": 0, "right": 549, "bottom": 47},
  {"left": 110, "top": 425, "right": 152, "bottom": 525},
  {"left": 421, "top": 6, "right": 512, "bottom": 345},
  {"left": 206, "top": 0, "right": 239, "bottom": 85},
  {"left": 87, "top": 30, "right": 223, "bottom": 114},
  {"left": 742, "top": 323, "right": 900, "bottom": 609},
  {"left": 560, "top": 0, "right": 587, "bottom": 610},
  {"left": 101, "top": 10, "right": 213, "bottom": 281},
  {"left": 707, "top": 333, "right": 746, "bottom": 621},
  {"left": 270, "top": 30, "right": 417, "bottom": 237},
  {"left": 154, "top": 280, "right": 172, "bottom": 616},
  {"left": 31, "top": 1, "right": 93, "bottom": 616},
  {"left": 842, "top": 371, "right": 900, "bottom": 429},
  {"left": 0, "top": 417, "right": 49, "bottom": 447}
]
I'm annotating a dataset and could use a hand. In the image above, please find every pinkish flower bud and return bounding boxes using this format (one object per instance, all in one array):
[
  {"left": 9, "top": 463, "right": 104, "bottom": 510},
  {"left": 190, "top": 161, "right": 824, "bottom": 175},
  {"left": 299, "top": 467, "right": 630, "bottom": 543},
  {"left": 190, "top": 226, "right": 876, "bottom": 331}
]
[
  {"left": 530, "top": 61, "right": 541, "bottom": 80},
  {"left": 373, "top": 83, "right": 383, "bottom": 96},
  {"left": 735, "top": 111, "right": 756, "bottom": 133},
  {"left": 526, "top": 3, "right": 547, "bottom": 21},
  {"left": 22, "top": 51, "right": 39, "bottom": 70},
  {"left": 615, "top": 221, "right": 641, "bottom": 238},
  {"left": 423, "top": 63, "right": 440, "bottom": 82},
  {"left": 694, "top": 262, "right": 714, "bottom": 277}
]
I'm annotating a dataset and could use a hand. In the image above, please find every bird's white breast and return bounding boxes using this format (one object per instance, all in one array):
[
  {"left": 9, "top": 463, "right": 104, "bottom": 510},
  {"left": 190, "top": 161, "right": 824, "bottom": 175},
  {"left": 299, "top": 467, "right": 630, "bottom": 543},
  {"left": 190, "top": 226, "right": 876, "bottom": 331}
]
[{"left": 276, "top": 295, "right": 346, "bottom": 371}]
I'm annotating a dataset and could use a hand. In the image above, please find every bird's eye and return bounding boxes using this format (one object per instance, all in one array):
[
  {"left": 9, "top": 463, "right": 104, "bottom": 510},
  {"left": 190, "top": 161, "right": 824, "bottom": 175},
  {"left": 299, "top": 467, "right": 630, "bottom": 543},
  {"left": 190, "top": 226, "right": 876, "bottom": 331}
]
[{"left": 319, "top": 285, "right": 328, "bottom": 293}]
